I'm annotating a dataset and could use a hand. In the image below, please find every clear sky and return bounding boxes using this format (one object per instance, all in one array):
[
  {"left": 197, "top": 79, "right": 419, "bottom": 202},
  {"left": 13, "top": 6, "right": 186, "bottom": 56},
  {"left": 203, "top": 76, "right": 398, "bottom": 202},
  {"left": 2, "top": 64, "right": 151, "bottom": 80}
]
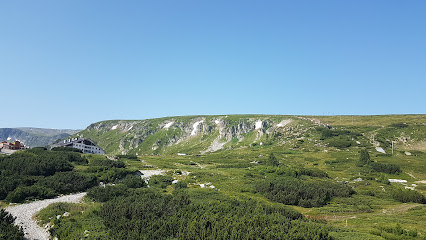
[{"left": 1, "top": 1, "right": 425, "bottom": 129}]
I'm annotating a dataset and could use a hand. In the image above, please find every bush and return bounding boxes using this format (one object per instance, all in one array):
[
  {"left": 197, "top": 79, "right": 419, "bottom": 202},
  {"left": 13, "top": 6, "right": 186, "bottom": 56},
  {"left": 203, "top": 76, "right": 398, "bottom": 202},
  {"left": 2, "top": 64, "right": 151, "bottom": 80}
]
[
  {"left": 266, "top": 153, "right": 279, "bottom": 166},
  {"left": 392, "top": 188, "right": 426, "bottom": 204},
  {"left": 389, "top": 123, "right": 409, "bottom": 128},
  {"left": 6, "top": 185, "right": 57, "bottom": 203},
  {"left": 275, "top": 166, "right": 329, "bottom": 178},
  {"left": 326, "top": 137, "right": 352, "bottom": 148},
  {"left": 174, "top": 181, "right": 187, "bottom": 189},
  {"left": 121, "top": 174, "right": 146, "bottom": 188},
  {"left": 149, "top": 175, "right": 173, "bottom": 188},
  {"left": 370, "top": 162, "right": 401, "bottom": 174},
  {"left": 64, "top": 152, "right": 88, "bottom": 164},
  {"left": 317, "top": 127, "right": 361, "bottom": 140},
  {"left": 372, "top": 224, "right": 418, "bottom": 239},
  {"left": 86, "top": 167, "right": 132, "bottom": 183},
  {"left": 99, "top": 189, "right": 333, "bottom": 240},
  {"left": 89, "top": 159, "right": 125, "bottom": 168},
  {"left": 116, "top": 155, "right": 137, "bottom": 159},
  {"left": 256, "top": 177, "right": 355, "bottom": 207},
  {"left": 0, "top": 209, "right": 24, "bottom": 240},
  {"left": 51, "top": 147, "right": 82, "bottom": 153},
  {"left": 358, "top": 149, "right": 371, "bottom": 166},
  {"left": 87, "top": 185, "right": 129, "bottom": 202},
  {"left": 377, "top": 174, "right": 390, "bottom": 185},
  {"left": 37, "top": 172, "right": 96, "bottom": 194},
  {"left": 0, "top": 151, "right": 74, "bottom": 177}
]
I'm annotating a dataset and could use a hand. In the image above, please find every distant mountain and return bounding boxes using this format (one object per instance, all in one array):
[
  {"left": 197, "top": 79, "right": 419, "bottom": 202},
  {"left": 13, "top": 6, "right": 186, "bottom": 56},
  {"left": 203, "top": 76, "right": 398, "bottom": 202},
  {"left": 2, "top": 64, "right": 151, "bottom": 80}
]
[{"left": 0, "top": 128, "right": 80, "bottom": 148}]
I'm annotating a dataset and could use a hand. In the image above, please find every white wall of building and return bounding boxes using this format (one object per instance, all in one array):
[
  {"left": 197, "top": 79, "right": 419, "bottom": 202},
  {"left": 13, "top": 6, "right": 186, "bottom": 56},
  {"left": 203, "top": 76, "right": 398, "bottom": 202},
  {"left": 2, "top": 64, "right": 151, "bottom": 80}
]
[{"left": 72, "top": 143, "right": 105, "bottom": 154}]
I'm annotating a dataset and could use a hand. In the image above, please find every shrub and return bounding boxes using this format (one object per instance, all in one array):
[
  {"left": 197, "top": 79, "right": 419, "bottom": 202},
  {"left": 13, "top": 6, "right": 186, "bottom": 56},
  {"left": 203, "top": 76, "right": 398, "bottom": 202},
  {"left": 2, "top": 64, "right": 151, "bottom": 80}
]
[
  {"left": 377, "top": 174, "right": 390, "bottom": 185},
  {"left": 89, "top": 159, "right": 125, "bottom": 168},
  {"left": 392, "top": 188, "right": 426, "bottom": 204},
  {"left": 275, "top": 167, "right": 329, "bottom": 178},
  {"left": 0, "top": 151, "right": 74, "bottom": 176},
  {"left": 326, "top": 136, "right": 352, "bottom": 148},
  {"left": 317, "top": 127, "right": 361, "bottom": 140},
  {"left": 266, "top": 153, "right": 279, "bottom": 166},
  {"left": 0, "top": 209, "right": 24, "bottom": 240},
  {"left": 389, "top": 123, "right": 409, "bottom": 128},
  {"left": 87, "top": 185, "right": 128, "bottom": 202},
  {"left": 370, "top": 162, "right": 401, "bottom": 174},
  {"left": 149, "top": 175, "right": 173, "bottom": 188},
  {"left": 87, "top": 167, "right": 132, "bottom": 183},
  {"left": 121, "top": 174, "right": 146, "bottom": 188},
  {"left": 358, "top": 149, "right": 371, "bottom": 166},
  {"left": 5, "top": 185, "right": 57, "bottom": 203},
  {"left": 51, "top": 147, "right": 82, "bottom": 153},
  {"left": 98, "top": 190, "right": 334, "bottom": 240},
  {"left": 174, "top": 181, "right": 187, "bottom": 189},
  {"left": 116, "top": 155, "right": 138, "bottom": 159},
  {"left": 256, "top": 177, "right": 355, "bottom": 207},
  {"left": 37, "top": 172, "right": 96, "bottom": 194}
]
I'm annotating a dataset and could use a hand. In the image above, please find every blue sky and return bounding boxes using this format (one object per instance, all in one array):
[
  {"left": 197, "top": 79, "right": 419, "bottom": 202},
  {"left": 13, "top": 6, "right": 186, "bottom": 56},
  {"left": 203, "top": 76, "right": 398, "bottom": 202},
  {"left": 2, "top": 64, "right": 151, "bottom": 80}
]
[{"left": 1, "top": 1, "right": 425, "bottom": 129}]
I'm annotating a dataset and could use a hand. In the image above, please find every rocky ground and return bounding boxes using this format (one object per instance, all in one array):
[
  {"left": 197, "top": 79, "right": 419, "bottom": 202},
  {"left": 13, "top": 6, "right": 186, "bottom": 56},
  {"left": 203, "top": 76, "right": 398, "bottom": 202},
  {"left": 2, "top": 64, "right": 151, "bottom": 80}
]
[{"left": 5, "top": 192, "right": 86, "bottom": 240}]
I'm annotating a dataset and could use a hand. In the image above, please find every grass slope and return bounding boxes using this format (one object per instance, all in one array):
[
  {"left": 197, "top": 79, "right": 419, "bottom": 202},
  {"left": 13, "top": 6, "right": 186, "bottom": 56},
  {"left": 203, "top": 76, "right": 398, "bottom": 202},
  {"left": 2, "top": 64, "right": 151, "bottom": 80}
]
[{"left": 41, "top": 114, "right": 426, "bottom": 239}]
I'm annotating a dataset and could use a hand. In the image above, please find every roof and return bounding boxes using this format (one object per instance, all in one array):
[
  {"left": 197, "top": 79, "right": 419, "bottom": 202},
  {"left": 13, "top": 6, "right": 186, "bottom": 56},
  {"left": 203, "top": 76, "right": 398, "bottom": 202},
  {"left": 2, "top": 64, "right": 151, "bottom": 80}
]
[{"left": 52, "top": 138, "right": 99, "bottom": 147}]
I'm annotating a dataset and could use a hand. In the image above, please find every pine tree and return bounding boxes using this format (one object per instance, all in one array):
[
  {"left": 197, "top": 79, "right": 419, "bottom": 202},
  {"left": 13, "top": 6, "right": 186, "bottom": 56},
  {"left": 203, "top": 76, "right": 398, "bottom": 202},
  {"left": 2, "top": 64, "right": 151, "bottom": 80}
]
[
  {"left": 359, "top": 149, "right": 371, "bottom": 166},
  {"left": 267, "top": 153, "right": 279, "bottom": 166}
]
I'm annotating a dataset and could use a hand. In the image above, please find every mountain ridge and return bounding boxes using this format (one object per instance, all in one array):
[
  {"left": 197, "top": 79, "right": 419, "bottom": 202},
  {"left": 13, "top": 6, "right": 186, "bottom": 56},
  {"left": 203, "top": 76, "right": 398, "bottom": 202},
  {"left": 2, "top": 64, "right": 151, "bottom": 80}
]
[
  {"left": 0, "top": 128, "right": 80, "bottom": 147},
  {"left": 74, "top": 114, "right": 426, "bottom": 155}
]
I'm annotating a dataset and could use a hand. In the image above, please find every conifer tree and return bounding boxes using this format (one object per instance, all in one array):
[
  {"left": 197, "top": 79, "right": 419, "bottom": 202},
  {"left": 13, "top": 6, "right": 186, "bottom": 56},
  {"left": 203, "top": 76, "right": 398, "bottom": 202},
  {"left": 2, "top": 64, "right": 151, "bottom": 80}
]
[{"left": 359, "top": 149, "right": 371, "bottom": 166}]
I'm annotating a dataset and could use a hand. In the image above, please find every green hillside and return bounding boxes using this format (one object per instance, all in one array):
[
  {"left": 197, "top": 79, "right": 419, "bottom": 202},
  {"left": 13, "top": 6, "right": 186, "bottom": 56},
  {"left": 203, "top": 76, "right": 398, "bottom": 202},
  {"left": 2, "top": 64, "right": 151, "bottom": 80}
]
[
  {"left": 30, "top": 114, "right": 426, "bottom": 239},
  {"left": 75, "top": 114, "right": 426, "bottom": 155}
]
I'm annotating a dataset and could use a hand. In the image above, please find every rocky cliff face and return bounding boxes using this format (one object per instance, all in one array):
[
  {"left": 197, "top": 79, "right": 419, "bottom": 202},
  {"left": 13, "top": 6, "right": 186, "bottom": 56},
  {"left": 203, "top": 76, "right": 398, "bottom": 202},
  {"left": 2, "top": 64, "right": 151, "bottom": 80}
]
[
  {"left": 0, "top": 128, "right": 79, "bottom": 147},
  {"left": 76, "top": 115, "right": 304, "bottom": 155}
]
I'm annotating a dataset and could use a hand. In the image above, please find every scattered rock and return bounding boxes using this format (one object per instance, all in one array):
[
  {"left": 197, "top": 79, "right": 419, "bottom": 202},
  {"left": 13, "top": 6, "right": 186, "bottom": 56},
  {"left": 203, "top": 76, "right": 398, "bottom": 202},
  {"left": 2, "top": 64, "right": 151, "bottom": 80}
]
[
  {"left": 389, "top": 179, "right": 407, "bottom": 183},
  {"left": 352, "top": 177, "right": 363, "bottom": 182},
  {"left": 376, "top": 147, "right": 386, "bottom": 154}
]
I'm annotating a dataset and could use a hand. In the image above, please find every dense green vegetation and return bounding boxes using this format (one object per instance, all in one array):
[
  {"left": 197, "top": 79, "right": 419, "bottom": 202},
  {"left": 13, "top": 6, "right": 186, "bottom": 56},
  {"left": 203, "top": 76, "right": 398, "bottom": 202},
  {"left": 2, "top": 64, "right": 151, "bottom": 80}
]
[
  {"left": 317, "top": 127, "right": 362, "bottom": 148},
  {"left": 99, "top": 189, "right": 332, "bottom": 240},
  {"left": 0, "top": 209, "right": 23, "bottom": 240},
  {"left": 256, "top": 176, "right": 355, "bottom": 207},
  {"left": 392, "top": 188, "right": 426, "bottom": 204},
  {"left": 3, "top": 115, "right": 426, "bottom": 239},
  {"left": 0, "top": 148, "right": 135, "bottom": 203},
  {"left": 370, "top": 162, "right": 402, "bottom": 174},
  {"left": 358, "top": 149, "right": 371, "bottom": 166},
  {"left": 51, "top": 146, "right": 83, "bottom": 153}
]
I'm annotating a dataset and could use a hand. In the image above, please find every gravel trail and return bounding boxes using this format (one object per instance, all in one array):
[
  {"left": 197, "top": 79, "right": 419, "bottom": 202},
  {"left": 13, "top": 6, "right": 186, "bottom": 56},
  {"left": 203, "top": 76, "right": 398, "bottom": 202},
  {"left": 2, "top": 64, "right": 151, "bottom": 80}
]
[{"left": 5, "top": 192, "right": 86, "bottom": 240}]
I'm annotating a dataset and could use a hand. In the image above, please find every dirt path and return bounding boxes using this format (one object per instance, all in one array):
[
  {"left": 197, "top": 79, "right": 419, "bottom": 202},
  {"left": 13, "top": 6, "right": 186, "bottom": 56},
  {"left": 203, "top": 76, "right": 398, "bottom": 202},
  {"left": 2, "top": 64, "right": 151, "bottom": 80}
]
[{"left": 5, "top": 192, "right": 86, "bottom": 240}]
